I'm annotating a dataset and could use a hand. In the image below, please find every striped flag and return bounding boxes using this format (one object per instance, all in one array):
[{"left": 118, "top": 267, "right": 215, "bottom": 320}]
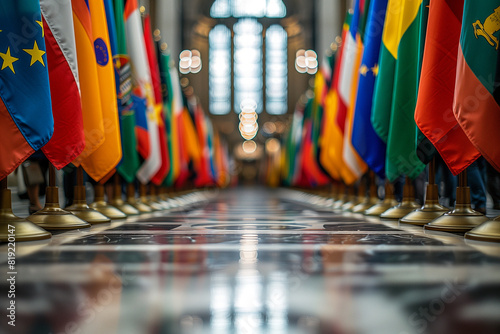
[
  {"left": 124, "top": 0, "right": 162, "bottom": 184},
  {"left": 40, "top": 0, "right": 85, "bottom": 169}
]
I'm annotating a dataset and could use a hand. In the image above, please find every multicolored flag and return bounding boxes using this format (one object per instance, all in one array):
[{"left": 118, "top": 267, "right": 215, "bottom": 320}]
[
  {"left": 371, "top": 0, "right": 404, "bottom": 144},
  {"left": 351, "top": 0, "right": 388, "bottom": 179},
  {"left": 105, "top": 0, "right": 140, "bottom": 184},
  {"left": 124, "top": 0, "right": 161, "bottom": 184},
  {"left": 71, "top": 0, "right": 105, "bottom": 167},
  {"left": 81, "top": 0, "right": 122, "bottom": 182},
  {"left": 40, "top": 0, "right": 85, "bottom": 169},
  {"left": 338, "top": 0, "right": 368, "bottom": 183},
  {"left": 0, "top": 0, "right": 53, "bottom": 179},
  {"left": 384, "top": 0, "right": 427, "bottom": 181},
  {"left": 143, "top": 14, "right": 169, "bottom": 185},
  {"left": 453, "top": 0, "right": 500, "bottom": 172},
  {"left": 415, "top": 0, "right": 480, "bottom": 175}
]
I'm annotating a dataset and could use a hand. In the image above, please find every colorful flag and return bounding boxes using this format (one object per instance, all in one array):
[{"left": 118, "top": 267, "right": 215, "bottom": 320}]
[
  {"left": 71, "top": 0, "right": 105, "bottom": 167},
  {"left": 371, "top": 0, "right": 404, "bottom": 143},
  {"left": 454, "top": 0, "right": 500, "bottom": 172},
  {"left": 143, "top": 14, "right": 169, "bottom": 185},
  {"left": 338, "top": 0, "right": 369, "bottom": 183},
  {"left": 40, "top": 0, "right": 85, "bottom": 169},
  {"left": 80, "top": 0, "right": 122, "bottom": 182},
  {"left": 415, "top": 0, "right": 480, "bottom": 175},
  {"left": 0, "top": 0, "right": 53, "bottom": 179},
  {"left": 351, "top": 0, "right": 388, "bottom": 179},
  {"left": 124, "top": 0, "right": 161, "bottom": 184},
  {"left": 384, "top": 0, "right": 427, "bottom": 181},
  {"left": 166, "top": 67, "right": 183, "bottom": 186},
  {"left": 105, "top": 0, "right": 140, "bottom": 184}
]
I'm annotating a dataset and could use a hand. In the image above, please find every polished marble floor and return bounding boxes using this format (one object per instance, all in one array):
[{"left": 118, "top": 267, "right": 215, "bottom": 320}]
[{"left": 2, "top": 187, "right": 500, "bottom": 334}]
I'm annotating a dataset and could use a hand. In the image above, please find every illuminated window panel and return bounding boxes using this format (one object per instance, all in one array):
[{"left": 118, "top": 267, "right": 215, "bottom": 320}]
[
  {"left": 234, "top": 19, "right": 263, "bottom": 114},
  {"left": 209, "top": 25, "right": 232, "bottom": 115},
  {"left": 210, "top": 0, "right": 286, "bottom": 18},
  {"left": 210, "top": 0, "right": 231, "bottom": 18},
  {"left": 233, "top": 0, "right": 266, "bottom": 18},
  {"left": 265, "top": 25, "right": 287, "bottom": 115}
]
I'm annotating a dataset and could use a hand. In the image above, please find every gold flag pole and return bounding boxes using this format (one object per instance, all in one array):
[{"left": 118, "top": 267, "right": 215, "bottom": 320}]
[
  {"left": 28, "top": 164, "right": 90, "bottom": 230},
  {"left": 425, "top": 170, "right": 488, "bottom": 232},
  {"left": 109, "top": 174, "right": 139, "bottom": 215},
  {"left": 380, "top": 177, "right": 421, "bottom": 219},
  {"left": 89, "top": 178, "right": 127, "bottom": 219},
  {"left": 400, "top": 157, "right": 449, "bottom": 225},
  {"left": 0, "top": 176, "right": 52, "bottom": 241},
  {"left": 143, "top": 183, "right": 163, "bottom": 211},
  {"left": 65, "top": 167, "right": 111, "bottom": 224},
  {"left": 364, "top": 181, "right": 398, "bottom": 216},
  {"left": 342, "top": 182, "right": 361, "bottom": 212},
  {"left": 333, "top": 182, "right": 347, "bottom": 210}
]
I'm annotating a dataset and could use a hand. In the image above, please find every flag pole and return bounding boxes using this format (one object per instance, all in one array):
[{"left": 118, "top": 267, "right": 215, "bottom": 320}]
[
  {"left": 332, "top": 182, "right": 347, "bottom": 210},
  {"left": 65, "top": 166, "right": 111, "bottom": 224},
  {"left": 400, "top": 157, "right": 449, "bottom": 225},
  {"left": 0, "top": 175, "right": 53, "bottom": 242},
  {"left": 342, "top": 182, "right": 361, "bottom": 212},
  {"left": 380, "top": 177, "right": 421, "bottom": 219},
  {"left": 27, "top": 164, "right": 90, "bottom": 230},
  {"left": 425, "top": 170, "right": 488, "bottom": 232},
  {"left": 141, "top": 183, "right": 163, "bottom": 211},
  {"left": 109, "top": 174, "right": 139, "bottom": 216},
  {"left": 89, "top": 178, "right": 127, "bottom": 220}
]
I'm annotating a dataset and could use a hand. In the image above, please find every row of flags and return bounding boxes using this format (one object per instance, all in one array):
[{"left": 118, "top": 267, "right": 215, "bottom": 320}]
[
  {"left": 0, "top": 0, "right": 230, "bottom": 189},
  {"left": 282, "top": 0, "right": 500, "bottom": 187}
]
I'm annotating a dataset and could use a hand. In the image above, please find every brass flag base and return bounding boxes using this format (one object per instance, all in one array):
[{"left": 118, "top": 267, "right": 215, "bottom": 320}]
[
  {"left": 425, "top": 172, "right": 487, "bottom": 233},
  {"left": 381, "top": 177, "right": 420, "bottom": 219},
  {"left": 110, "top": 178, "right": 139, "bottom": 215},
  {"left": 89, "top": 184, "right": 127, "bottom": 220},
  {"left": 364, "top": 182, "right": 397, "bottom": 216},
  {"left": 400, "top": 185, "right": 448, "bottom": 225},
  {"left": 465, "top": 220, "right": 500, "bottom": 243},
  {"left": 27, "top": 186, "right": 90, "bottom": 230},
  {"left": 66, "top": 186, "right": 111, "bottom": 224},
  {"left": 0, "top": 182, "right": 52, "bottom": 242},
  {"left": 125, "top": 183, "right": 152, "bottom": 213},
  {"left": 352, "top": 197, "right": 378, "bottom": 214}
]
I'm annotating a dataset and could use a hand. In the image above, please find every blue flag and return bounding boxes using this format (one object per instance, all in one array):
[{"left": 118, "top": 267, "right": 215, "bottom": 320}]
[
  {"left": 0, "top": 0, "right": 53, "bottom": 179},
  {"left": 351, "top": 0, "right": 388, "bottom": 178}
]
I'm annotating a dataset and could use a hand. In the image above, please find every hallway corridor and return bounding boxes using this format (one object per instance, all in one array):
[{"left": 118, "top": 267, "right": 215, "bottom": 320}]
[{"left": 2, "top": 187, "right": 500, "bottom": 334}]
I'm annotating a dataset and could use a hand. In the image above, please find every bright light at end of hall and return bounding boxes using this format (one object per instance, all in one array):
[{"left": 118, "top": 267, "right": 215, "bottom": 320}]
[
  {"left": 242, "top": 140, "right": 257, "bottom": 154},
  {"left": 179, "top": 50, "right": 202, "bottom": 74}
]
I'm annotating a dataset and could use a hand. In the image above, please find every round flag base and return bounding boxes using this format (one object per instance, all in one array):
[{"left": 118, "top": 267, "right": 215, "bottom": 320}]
[
  {"left": 465, "top": 220, "right": 500, "bottom": 243},
  {"left": 380, "top": 200, "right": 421, "bottom": 220},
  {"left": 400, "top": 202, "right": 449, "bottom": 226},
  {"left": 424, "top": 204, "right": 488, "bottom": 233},
  {"left": 352, "top": 197, "right": 379, "bottom": 214},
  {"left": 1, "top": 187, "right": 52, "bottom": 242},
  {"left": 90, "top": 200, "right": 127, "bottom": 220},
  {"left": 66, "top": 200, "right": 111, "bottom": 224},
  {"left": 110, "top": 198, "right": 140, "bottom": 216}
]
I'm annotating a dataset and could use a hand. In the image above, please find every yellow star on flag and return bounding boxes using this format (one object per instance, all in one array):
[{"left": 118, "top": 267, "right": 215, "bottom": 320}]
[
  {"left": 359, "top": 64, "right": 369, "bottom": 76},
  {"left": 36, "top": 20, "right": 44, "bottom": 37},
  {"left": 23, "top": 41, "right": 46, "bottom": 66},
  {"left": 0, "top": 47, "right": 19, "bottom": 74},
  {"left": 371, "top": 64, "right": 379, "bottom": 77}
]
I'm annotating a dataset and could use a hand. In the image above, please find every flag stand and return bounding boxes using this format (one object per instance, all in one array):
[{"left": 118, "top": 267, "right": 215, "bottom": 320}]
[
  {"left": 466, "top": 214, "right": 500, "bottom": 242},
  {"left": 27, "top": 164, "right": 90, "bottom": 230},
  {"left": 0, "top": 177, "right": 52, "bottom": 241},
  {"left": 142, "top": 183, "right": 163, "bottom": 211},
  {"left": 157, "top": 186, "right": 171, "bottom": 209},
  {"left": 333, "top": 183, "right": 347, "bottom": 210},
  {"left": 353, "top": 172, "right": 379, "bottom": 213},
  {"left": 65, "top": 167, "right": 111, "bottom": 224},
  {"left": 125, "top": 183, "right": 152, "bottom": 213},
  {"left": 425, "top": 170, "right": 488, "bottom": 232},
  {"left": 109, "top": 174, "right": 139, "bottom": 215},
  {"left": 342, "top": 183, "right": 361, "bottom": 212},
  {"left": 364, "top": 181, "right": 398, "bottom": 216},
  {"left": 90, "top": 182, "right": 127, "bottom": 220},
  {"left": 381, "top": 177, "right": 421, "bottom": 219},
  {"left": 400, "top": 158, "right": 449, "bottom": 225}
]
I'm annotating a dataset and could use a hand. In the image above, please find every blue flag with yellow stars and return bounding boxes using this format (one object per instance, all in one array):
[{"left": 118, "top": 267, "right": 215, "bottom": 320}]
[
  {"left": 0, "top": 0, "right": 53, "bottom": 180},
  {"left": 351, "top": 0, "right": 388, "bottom": 179}
]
